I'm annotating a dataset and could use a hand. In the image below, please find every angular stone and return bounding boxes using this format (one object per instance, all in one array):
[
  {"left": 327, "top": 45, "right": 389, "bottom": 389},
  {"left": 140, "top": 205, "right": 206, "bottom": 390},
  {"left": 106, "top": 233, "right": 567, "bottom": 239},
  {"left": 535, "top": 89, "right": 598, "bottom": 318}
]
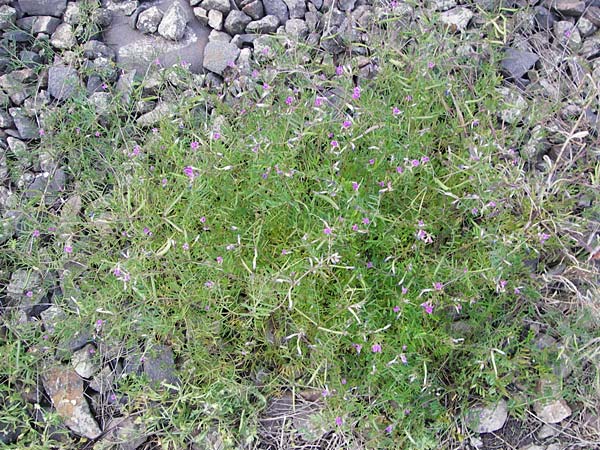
[
  {"left": 0, "top": 5, "right": 16, "bottom": 31},
  {"left": 48, "top": 66, "right": 81, "bottom": 101},
  {"left": 576, "top": 16, "right": 597, "bottom": 37},
  {"left": 18, "top": 0, "right": 67, "bottom": 17},
  {"left": 497, "top": 87, "right": 527, "bottom": 124},
  {"left": 263, "top": 0, "right": 289, "bottom": 23},
  {"left": 0, "top": 110, "right": 13, "bottom": 128},
  {"left": 208, "top": 9, "right": 223, "bottom": 30},
  {"left": 6, "top": 269, "right": 43, "bottom": 310},
  {"left": 101, "top": 416, "right": 148, "bottom": 450},
  {"left": 71, "top": 344, "right": 100, "bottom": 378},
  {"left": 501, "top": 48, "right": 539, "bottom": 80},
  {"left": 8, "top": 108, "right": 37, "bottom": 139},
  {"left": 203, "top": 40, "right": 239, "bottom": 74},
  {"left": 105, "top": 0, "right": 139, "bottom": 16},
  {"left": 283, "top": 0, "right": 306, "bottom": 17},
  {"left": 50, "top": 23, "right": 76, "bottom": 50},
  {"left": 466, "top": 399, "right": 508, "bottom": 433},
  {"left": 40, "top": 305, "right": 66, "bottom": 333},
  {"left": 242, "top": 0, "right": 265, "bottom": 20},
  {"left": 89, "top": 365, "right": 117, "bottom": 392},
  {"left": 440, "top": 7, "right": 473, "bottom": 32},
  {"left": 41, "top": 365, "right": 101, "bottom": 439},
  {"left": 158, "top": 1, "right": 188, "bottom": 40},
  {"left": 209, "top": 29, "right": 232, "bottom": 41},
  {"left": 224, "top": 10, "right": 252, "bottom": 34},
  {"left": 63, "top": 2, "right": 82, "bottom": 25},
  {"left": 337, "top": 0, "right": 355, "bottom": 12},
  {"left": 246, "top": 14, "right": 279, "bottom": 33},
  {"left": 193, "top": 6, "right": 209, "bottom": 25},
  {"left": 534, "top": 6, "right": 555, "bottom": 30},
  {"left": 143, "top": 344, "right": 179, "bottom": 390},
  {"left": 585, "top": 6, "right": 600, "bottom": 27},
  {"left": 534, "top": 398, "right": 571, "bottom": 423},
  {"left": 554, "top": 20, "right": 581, "bottom": 50},
  {"left": 549, "top": 0, "right": 586, "bottom": 16},
  {"left": 285, "top": 18, "right": 308, "bottom": 39},
  {"left": 430, "top": 0, "right": 456, "bottom": 11},
  {"left": 21, "top": 15, "right": 61, "bottom": 34},
  {"left": 136, "top": 102, "right": 175, "bottom": 127},
  {"left": 137, "top": 6, "right": 163, "bottom": 34},
  {"left": 201, "top": 0, "right": 231, "bottom": 13}
]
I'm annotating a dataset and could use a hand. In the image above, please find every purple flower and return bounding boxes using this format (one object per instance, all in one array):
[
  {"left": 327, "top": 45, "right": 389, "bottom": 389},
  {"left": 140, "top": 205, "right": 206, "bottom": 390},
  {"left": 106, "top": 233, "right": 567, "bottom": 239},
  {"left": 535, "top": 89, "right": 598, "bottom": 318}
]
[
  {"left": 95, "top": 131, "right": 101, "bottom": 137},
  {"left": 352, "top": 343, "right": 362, "bottom": 354},
  {"left": 352, "top": 181, "right": 359, "bottom": 191},
  {"left": 342, "top": 120, "right": 352, "bottom": 129},
  {"left": 64, "top": 245, "right": 73, "bottom": 254},
  {"left": 539, "top": 232, "right": 551, "bottom": 243},
  {"left": 335, "top": 416, "right": 343, "bottom": 426},
  {"left": 262, "top": 82, "right": 270, "bottom": 89},
  {"left": 369, "top": 159, "right": 375, "bottom": 165},
  {"left": 362, "top": 217, "right": 370, "bottom": 225},
  {"left": 366, "top": 261, "right": 374, "bottom": 269},
  {"left": 95, "top": 319, "right": 103, "bottom": 330},
  {"left": 323, "top": 227, "right": 332, "bottom": 235},
  {"left": 335, "top": 65, "right": 344, "bottom": 76},
  {"left": 191, "top": 141, "right": 200, "bottom": 150},
  {"left": 351, "top": 224, "right": 359, "bottom": 231},
  {"left": 401, "top": 286, "right": 408, "bottom": 295},
  {"left": 421, "top": 156, "right": 430, "bottom": 164},
  {"left": 433, "top": 282, "right": 443, "bottom": 291},
  {"left": 32, "top": 229, "right": 40, "bottom": 238},
  {"left": 420, "top": 301, "right": 434, "bottom": 314},
  {"left": 216, "top": 256, "right": 223, "bottom": 264},
  {"left": 405, "top": 95, "right": 413, "bottom": 102},
  {"left": 427, "top": 61, "right": 435, "bottom": 69},
  {"left": 182, "top": 242, "right": 190, "bottom": 251},
  {"left": 385, "top": 424, "right": 394, "bottom": 434},
  {"left": 113, "top": 268, "right": 121, "bottom": 277},
  {"left": 393, "top": 305, "right": 400, "bottom": 313},
  {"left": 200, "top": 216, "right": 207, "bottom": 223},
  {"left": 331, "top": 140, "right": 339, "bottom": 148},
  {"left": 204, "top": 281, "right": 215, "bottom": 288},
  {"left": 471, "top": 207, "right": 479, "bottom": 215},
  {"left": 371, "top": 343, "right": 382, "bottom": 353},
  {"left": 25, "top": 290, "right": 33, "bottom": 298},
  {"left": 130, "top": 145, "right": 141, "bottom": 157},
  {"left": 352, "top": 86, "right": 361, "bottom": 99},
  {"left": 38, "top": 128, "right": 45, "bottom": 136},
  {"left": 341, "top": 378, "right": 347, "bottom": 385},
  {"left": 411, "top": 159, "right": 420, "bottom": 167},
  {"left": 396, "top": 166, "right": 404, "bottom": 174},
  {"left": 400, "top": 353, "right": 407, "bottom": 364},
  {"left": 143, "top": 227, "right": 152, "bottom": 236},
  {"left": 184, "top": 166, "right": 195, "bottom": 181},
  {"left": 314, "top": 97, "right": 324, "bottom": 107},
  {"left": 285, "top": 96, "right": 293, "bottom": 105},
  {"left": 322, "top": 389, "right": 330, "bottom": 397},
  {"left": 212, "top": 132, "right": 221, "bottom": 140},
  {"left": 392, "top": 107, "right": 401, "bottom": 116}
]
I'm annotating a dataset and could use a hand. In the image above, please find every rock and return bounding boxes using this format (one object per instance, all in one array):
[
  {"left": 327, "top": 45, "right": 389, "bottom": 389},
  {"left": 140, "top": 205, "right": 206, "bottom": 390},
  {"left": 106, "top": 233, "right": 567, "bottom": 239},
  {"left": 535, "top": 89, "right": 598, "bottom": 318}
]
[
  {"left": 209, "top": 29, "right": 232, "bottom": 41},
  {"left": 337, "top": 0, "right": 355, "bottom": 11},
  {"left": 48, "top": 66, "right": 80, "bottom": 101},
  {"left": 158, "top": 1, "right": 188, "bottom": 40},
  {"left": 576, "top": 16, "right": 597, "bottom": 36},
  {"left": 242, "top": 0, "right": 265, "bottom": 20},
  {"left": 0, "top": 110, "right": 13, "bottom": 128},
  {"left": 263, "top": 0, "right": 289, "bottom": 23},
  {"left": 137, "top": 6, "right": 163, "bottom": 33},
  {"left": 534, "top": 6, "right": 555, "bottom": 30},
  {"left": 497, "top": 87, "right": 527, "bottom": 124},
  {"left": 6, "top": 269, "right": 43, "bottom": 311},
  {"left": 40, "top": 305, "right": 66, "bottom": 333},
  {"left": 105, "top": 0, "right": 139, "bottom": 16},
  {"left": 0, "top": 5, "right": 16, "bottom": 30},
  {"left": 554, "top": 21, "right": 582, "bottom": 50},
  {"left": 440, "top": 7, "right": 473, "bottom": 32},
  {"left": 143, "top": 344, "right": 179, "bottom": 390},
  {"left": 201, "top": 0, "right": 231, "bottom": 13},
  {"left": 519, "top": 446, "right": 545, "bottom": 450},
  {"left": 63, "top": 2, "right": 82, "bottom": 24},
  {"left": 50, "top": 23, "right": 76, "bottom": 50},
  {"left": 285, "top": 18, "right": 309, "bottom": 39},
  {"left": 501, "top": 48, "right": 539, "bottom": 80},
  {"left": 83, "top": 40, "right": 116, "bottom": 60},
  {"left": 224, "top": 10, "right": 252, "bottom": 34},
  {"left": 208, "top": 9, "right": 224, "bottom": 30},
  {"left": 30, "top": 15, "right": 62, "bottom": 34},
  {"left": 41, "top": 365, "right": 101, "bottom": 439},
  {"left": 8, "top": 108, "right": 37, "bottom": 140},
  {"left": 466, "top": 399, "right": 508, "bottom": 433},
  {"left": 18, "top": 0, "right": 67, "bottom": 17},
  {"left": 246, "top": 14, "right": 279, "bottom": 33},
  {"left": 430, "top": 0, "right": 456, "bottom": 11},
  {"left": 100, "top": 416, "right": 148, "bottom": 450},
  {"left": 136, "top": 102, "right": 175, "bottom": 127},
  {"left": 585, "top": 6, "right": 600, "bottom": 27},
  {"left": 116, "top": 70, "right": 136, "bottom": 104},
  {"left": 537, "top": 423, "right": 559, "bottom": 439},
  {"left": 193, "top": 6, "right": 209, "bottom": 25},
  {"left": 549, "top": 0, "right": 586, "bottom": 16},
  {"left": 203, "top": 40, "right": 239, "bottom": 74},
  {"left": 309, "top": 0, "right": 322, "bottom": 9},
  {"left": 71, "top": 344, "right": 100, "bottom": 378},
  {"left": 283, "top": 0, "right": 306, "bottom": 17},
  {"left": 89, "top": 365, "right": 117, "bottom": 392},
  {"left": 25, "top": 168, "right": 66, "bottom": 203},
  {"left": 534, "top": 398, "right": 572, "bottom": 423},
  {"left": 580, "top": 34, "right": 600, "bottom": 59}
]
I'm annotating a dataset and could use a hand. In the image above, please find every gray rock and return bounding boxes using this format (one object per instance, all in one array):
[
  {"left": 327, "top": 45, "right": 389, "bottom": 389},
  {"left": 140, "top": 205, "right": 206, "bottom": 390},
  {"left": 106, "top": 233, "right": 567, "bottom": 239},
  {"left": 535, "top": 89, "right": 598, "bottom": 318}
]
[
  {"left": 89, "top": 92, "right": 112, "bottom": 117},
  {"left": 263, "top": 0, "right": 288, "bottom": 23},
  {"left": 105, "top": 0, "right": 139, "bottom": 16},
  {"left": 203, "top": 40, "right": 240, "bottom": 74},
  {"left": 537, "top": 423, "right": 559, "bottom": 439},
  {"left": 31, "top": 15, "right": 62, "bottom": 34},
  {"left": 158, "top": 1, "right": 188, "bottom": 40},
  {"left": 285, "top": 18, "right": 308, "bottom": 39},
  {"left": 224, "top": 10, "right": 252, "bottom": 34},
  {"left": 501, "top": 48, "right": 539, "bottom": 80},
  {"left": 101, "top": 416, "right": 148, "bottom": 450},
  {"left": 6, "top": 269, "right": 43, "bottom": 310},
  {"left": 137, "top": 6, "right": 163, "bottom": 33},
  {"left": 554, "top": 20, "right": 582, "bottom": 50},
  {"left": 209, "top": 29, "right": 232, "bottom": 41},
  {"left": 116, "top": 69, "right": 136, "bottom": 105},
  {"left": 8, "top": 108, "right": 37, "bottom": 140},
  {"left": 430, "top": 0, "right": 456, "bottom": 11},
  {"left": 580, "top": 34, "right": 600, "bottom": 59},
  {"left": 48, "top": 66, "right": 81, "bottom": 101},
  {"left": 337, "top": 0, "right": 355, "bottom": 12},
  {"left": 50, "top": 23, "right": 76, "bottom": 50},
  {"left": 42, "top": 365, "right": 102, "bottom": 439},
  {"left": 577, "top": 16, "right": 597, "bottom": 36},
  {"left": 19, "top": 50, "right": 42, "bottom": 68},
  {"left": 283, "top": 0, "right": 306, "bottom": 17},
  {"left": 143, "top": 344, "right": 179, "bottom": 390},
  {"left": 18, "top": 0, "right": 67, "bottom": 17},
  {"left": 246, "top": 14, "right": 279, "bottom": 33},
  {"left": 201, "top": 0, "right": 231, "bottom": 13},
  {"left": 0, "top": 5, "right": 16, "bottom": 30},
  {"left": 83, "top": 40, "right": 116, "bottom": 60},
  {"left": 534, "top": 398, "right": 572, "bottom": 423},
  {"left": 309, "top": 0, "right": 322, "bottom": 9},
  {"left": 440, "top": 7, "right": 473, "bottom": 32},
  {"left": 136, "top": 102, "right": 175, "bottom": 126},
  {"left": 585, "top": 6, "right": 600, "bottom": 27},
  {"left": 63, "top": 2, "right": 82, "bottom": 25},
  {"left": 71, "top": 344, "right": 100, "bottom": 378},
  {"left": 25, "top": 168, "right": 66, "bottom": 203},
  {"left": 40, "top": 305, "right": 66, "bottom": 333},
  {"left": 497, "top": 87, "right": 527, "bottom": 124},
  {"left": 242, "top": 0, "right": 265, "bottom": 20},
  {"left": 550, "top": 0, "right": 586, "bottom": 16},
  {"left": 89, "top": 365, "right": 117, "bottom": 392},
  {"left": 534, "top": 6, "right": 555, "bottom": 30},
  {"left": 208, "top": 9, "right": 224, "bottom": 30},
  {"left": 466, "top": 399, "right": 508, "bottom": 433},
  {"left": 193, "top": 6, "right": 209, "bottom": 25},
  {"left": 0, "top": 110, "right": 13, "bottom": 128}
]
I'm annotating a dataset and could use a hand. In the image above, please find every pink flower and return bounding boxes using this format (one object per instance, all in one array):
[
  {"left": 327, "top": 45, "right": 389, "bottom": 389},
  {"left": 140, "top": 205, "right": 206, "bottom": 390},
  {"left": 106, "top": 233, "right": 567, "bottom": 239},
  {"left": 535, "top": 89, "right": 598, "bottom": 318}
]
[
  {"left": 204, "top": 281, "right": 215, "bottom": 288},
  {"left": 385, "top": 424, "right": 394, "bottom": 434},
  {"left": 420, "top": 301, "right": 434, "bottom": 314},
  {"left": 411, "top": 159, "right": 420, "bottom": 167},
  {"left": 314, "top": 97, "right": 324, "bottom": 107},
  {"left": 421, "top": 156, "right": 430, "bottom": 164},
  {"left": 95, "top": 131, "right": 101, "bottom": 137},
  {"left": 143, "top": 227, "right": 152, "bottom": 236},
  {"left": 393, "top": 305, "right": 400, "bottom": 313},
  {"left": 366, "top": 261, "right": 373, "bottom": 269},
  {"left": 371, "top": 343, "right": 382, "bottom": 353},
  {"left": 323, "top": 227, "right": 332, "bottom": 235},
  {"left": 322, "top": 389, "right": 330, "bottom": 397},
  {"left": 335, "top": 65, "right": 343, "bottom": 76},
  {"left": 64, "top": 245, "right": 73, "bottom": 254},
  {"left": 362, "top": 217, "right": 370, "bottom": 225},
  {"left": 433, "top": 282, "right": 443, "bottom": 291},
  {"left": 200, "top": 216, "right": 207, "bottom": 223},
  {"left": 352, "top": 86, "right": 361, "bottom": 99},
  {"left": 183, "top": 242, "right": 190, "bottom": 251},
  {"left": 191, "top": 141, "right": 200, "bottom": 150},
  {"left": 352, "top": 181, "right": 359, "bottom": 191},
  {"left": 427, "top": 61, "right": 435, "bottom": 69},
  {"left": 38, "top": 128, "right": 45, "bottom": 136},
  {"left": 113, "top": 268, "right": 121, "bottom": 277},
  {"left": 396, "top": 166, "right": 404, "bottom": 174},
  {"left": 352, "top": 343, "right": 362, "bottom": 354},
  {"left": 342, "top": 120, "right": 352, "bottom": 128},
  {"left": 25, "top": 290, "right": 33, "bottom": 298},
  {"left": 285, "top": 96, "right": 293, "bottom": 105},
  {"left": 351, "top": 224, "right": 359, "bottom": 231},
  {"left": 161, "top": 178, "right": 168, "bottom": 187},
  {"left": 341, "top": 378, "right": 347, "bottom": 385},
  {"left": 392, "top": 107, "right": 401, "bottom": 116},
  {"left": 184, "top": 166, "right": 195, "bottom": 180},
  {"left": 32, "top": 229, "right": 40, "bottom": 238},
  {"left": 331, "top": 140, "right": 339, "bottom": 148},
  {"left": 401, "top": 286, "right": 408, "bottom": 295},
  {"left": 216, "top": 256, "right": 223, "bottom": 264},
  {"left": 539, "top": 232, "right": 551, "bottom": 243},
  {"left": 212, "top": 132, "right": 221, "bottom": 140},
  {"left": 335, "top": 416, "right": 343, "bottom": 426},
  {"left": 400, "top": 353, "right": 407, "bottom": 364}
]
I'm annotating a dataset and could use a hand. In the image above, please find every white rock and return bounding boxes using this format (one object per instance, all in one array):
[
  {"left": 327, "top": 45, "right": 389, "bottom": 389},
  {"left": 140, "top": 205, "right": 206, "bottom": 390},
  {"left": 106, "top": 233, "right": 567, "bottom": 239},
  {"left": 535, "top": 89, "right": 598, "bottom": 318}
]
[
  {"left": 440, "top": 7, "right": 473, "bottom": 32},
  {"left": 158, "top": 1, "right": 188, "bottom": 41},
  {"left": 466, "top": 399, "right": 508, "bottom": 433},
  {"left": 71, "top": 344, "right": 100, "bottom": 378}
]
